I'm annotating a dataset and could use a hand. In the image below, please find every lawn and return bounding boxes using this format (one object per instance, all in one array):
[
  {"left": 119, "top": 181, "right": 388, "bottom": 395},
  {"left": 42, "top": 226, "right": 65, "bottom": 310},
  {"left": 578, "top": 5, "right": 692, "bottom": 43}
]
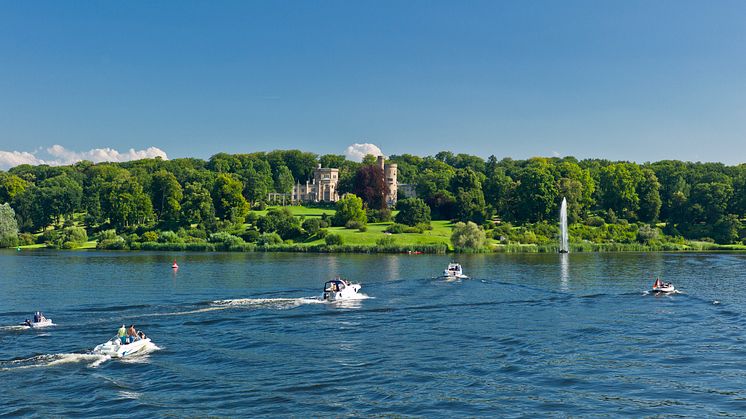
[
  {"left": 251, "top": 205, "right": 337, "bottom": 218},
  {"left": 302, "top": 220, "right": 456, "bottom": 248}
]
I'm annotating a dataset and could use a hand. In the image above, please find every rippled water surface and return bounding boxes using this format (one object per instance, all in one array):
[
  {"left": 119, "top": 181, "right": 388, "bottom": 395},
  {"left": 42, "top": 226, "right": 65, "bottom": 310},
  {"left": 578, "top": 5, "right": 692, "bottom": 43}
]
[{"left": 2, "top": 250, "right": 746, "bottom": 417}]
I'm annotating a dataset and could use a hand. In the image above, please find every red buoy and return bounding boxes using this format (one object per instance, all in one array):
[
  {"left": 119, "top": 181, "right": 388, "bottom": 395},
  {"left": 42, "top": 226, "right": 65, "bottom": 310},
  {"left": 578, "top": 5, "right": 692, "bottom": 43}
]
[{"left": 172, "top": 259, "right": 179, "bottom": 269}]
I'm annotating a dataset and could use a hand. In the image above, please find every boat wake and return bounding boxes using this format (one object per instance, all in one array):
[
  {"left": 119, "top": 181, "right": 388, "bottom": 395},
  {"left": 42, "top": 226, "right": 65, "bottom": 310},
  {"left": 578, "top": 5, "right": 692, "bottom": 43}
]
[
  {"left": 0, "top": 325, "right": 29, "bottom": 332},
  {"left": 212, "top": 297, "right": 326, "bottom": 310},
  {"left": 0, "top": 353, "right": 111, "bottom": 371}
]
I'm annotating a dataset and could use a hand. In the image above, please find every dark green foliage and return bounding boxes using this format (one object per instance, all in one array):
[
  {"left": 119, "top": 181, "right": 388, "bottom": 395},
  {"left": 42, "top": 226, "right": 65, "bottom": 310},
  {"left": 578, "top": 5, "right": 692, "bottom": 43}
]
[
  {"left": 302, "top": 218, "right": 321, "bottom": 235},
  {"left": 366, "top": 208, "right": 392, "bottom": 223},
  {"left": 256, "top": 207, "right": 303, "bottom": 239},
  {"left": 324, "top": 233, "right": 343, "bottom": 245},
  {"left": 395, "top": 198, "right": 431, "bottom": 226}
]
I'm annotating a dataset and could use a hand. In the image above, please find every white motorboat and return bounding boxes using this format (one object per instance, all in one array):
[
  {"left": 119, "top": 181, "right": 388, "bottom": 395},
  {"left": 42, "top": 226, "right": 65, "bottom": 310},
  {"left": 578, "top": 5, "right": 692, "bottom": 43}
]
[
  {"left": 93, "top": 336, "right": 153, "bottom": 358},
  {"left": 322, "top": 278, "right": 362, "bottom": 301},
  {"left": 21, "top": 318, "right": 54, "bottom": 328},
  {"left": 21, "top": 312, "right": 54, "bottom": 328},
  {"left": 652, "top": 278, "right": 675, "bottom": 293},
  {"left": 442, "top": 263, "right": 469, "bottom": 279}
]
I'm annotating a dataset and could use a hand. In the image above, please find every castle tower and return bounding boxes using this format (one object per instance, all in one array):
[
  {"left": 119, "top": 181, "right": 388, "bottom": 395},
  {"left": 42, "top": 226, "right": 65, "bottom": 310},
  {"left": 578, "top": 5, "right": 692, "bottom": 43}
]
[{"left": 376, "top": 155, "right": 398, "bottom": 205}]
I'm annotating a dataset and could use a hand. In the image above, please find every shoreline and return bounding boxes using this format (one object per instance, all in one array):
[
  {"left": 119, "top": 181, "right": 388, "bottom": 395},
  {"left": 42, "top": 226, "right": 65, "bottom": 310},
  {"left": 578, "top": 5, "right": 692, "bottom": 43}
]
[{"left": 11, "top": 241, "right": 746, "bottom": 254}]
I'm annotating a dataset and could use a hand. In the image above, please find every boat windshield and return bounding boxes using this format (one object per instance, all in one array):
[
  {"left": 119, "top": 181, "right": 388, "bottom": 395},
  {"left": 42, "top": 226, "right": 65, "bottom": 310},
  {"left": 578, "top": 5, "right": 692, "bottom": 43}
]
[{"left": 324, "top": 281, "right": 345, "bottom": 291}]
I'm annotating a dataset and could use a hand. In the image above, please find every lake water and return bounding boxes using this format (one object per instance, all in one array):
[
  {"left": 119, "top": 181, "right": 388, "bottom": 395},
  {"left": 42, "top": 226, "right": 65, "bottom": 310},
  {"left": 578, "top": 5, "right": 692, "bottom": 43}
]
[{"left": 1, "top": 250, "right": 746, "bottom": 417}]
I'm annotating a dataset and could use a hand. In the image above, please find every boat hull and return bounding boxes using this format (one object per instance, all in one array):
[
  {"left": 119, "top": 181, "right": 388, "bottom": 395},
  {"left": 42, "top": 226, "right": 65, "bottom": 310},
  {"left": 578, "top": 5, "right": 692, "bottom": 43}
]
[
  {"left": 322, "top": 284, "right": 361, "bottom": 301},
  {"left": 94, "top": 338, "right": 152, "bottom": 358},
  {"left": 22, "top": 319, "right": 54, "bottom": 328}
]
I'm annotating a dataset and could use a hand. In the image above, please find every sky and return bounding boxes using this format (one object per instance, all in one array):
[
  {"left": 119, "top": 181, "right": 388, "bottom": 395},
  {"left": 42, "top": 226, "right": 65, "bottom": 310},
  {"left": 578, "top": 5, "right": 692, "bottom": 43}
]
[{"left": 1, "top": 0, "right": 745, "bottom": 168}]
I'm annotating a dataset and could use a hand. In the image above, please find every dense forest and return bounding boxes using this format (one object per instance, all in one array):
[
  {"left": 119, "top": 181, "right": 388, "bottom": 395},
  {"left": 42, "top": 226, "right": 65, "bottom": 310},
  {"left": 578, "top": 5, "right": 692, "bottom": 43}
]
[{"left": 0, "top": 150, "right": 745, "bottom": 251}]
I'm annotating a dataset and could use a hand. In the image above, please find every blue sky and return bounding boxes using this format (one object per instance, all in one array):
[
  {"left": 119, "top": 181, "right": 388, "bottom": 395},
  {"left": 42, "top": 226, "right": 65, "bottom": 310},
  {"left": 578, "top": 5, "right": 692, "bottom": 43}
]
[{"left": 1, "top": 0, "right": 745, "bottom": 167}]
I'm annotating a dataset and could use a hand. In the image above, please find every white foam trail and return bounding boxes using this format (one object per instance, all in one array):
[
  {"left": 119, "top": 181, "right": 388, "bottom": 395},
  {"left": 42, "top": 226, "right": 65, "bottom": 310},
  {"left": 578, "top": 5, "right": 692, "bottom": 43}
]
[
  {"left": 144, "top": 306, "right": 228, "bottom": 317},
  {"left": 0, "top": 325, "right": 28, "bottom": 331},
  {"left": 212, "top": 297, "right": 325, "bottom": 310},
  {"left": 0, "top": 353, "right": 110, "bottom": 371}
]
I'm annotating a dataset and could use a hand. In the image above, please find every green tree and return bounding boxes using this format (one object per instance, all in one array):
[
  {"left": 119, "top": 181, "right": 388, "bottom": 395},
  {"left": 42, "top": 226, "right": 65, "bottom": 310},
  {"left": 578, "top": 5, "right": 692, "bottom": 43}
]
[
  {"left": 212, "top": 173, "right": 250, "bottom": 223},
  {"left": 182, "top": 182, "right": 216, "bottom": 230},
  {"left": 256, "top": 208, "right": 303, "bottom": 239},
  {"left": 599, "top": 163, "right": 643, "bottom": 219},
  {"left": 450, "top": 221, "right": 487, "bottom": 250},
  {"left": 395, "top": 198, "right": 431, "bottom": 226},
  {"left": 104, "top": 176, "right": 154, "bottom": 229},
  {"left": 38, "top": 174, "right": 83, "bottom": 224},
  {"left": 332, "top": 194, "right": 366, "bottom": 226},
  {"left": 151, "top": 170, "right": 183, "bottom": 223},
  {"left": 0, "top": 173, "right": 29, "bottom": 204},
  {"left": 637, "top": 168, "right": 662, "bottom": 223},
  {"left": 450, "top": 168, "right": 487, "bottom": 223},
  {"left": 273, "top": 165, "right": 295, "bottom": 194},
  {"left": 512, "top": 164, "right": 558, "bottom": 223},
  {"left": 0, "top": 203, "right": 19, "bottom": 247}
]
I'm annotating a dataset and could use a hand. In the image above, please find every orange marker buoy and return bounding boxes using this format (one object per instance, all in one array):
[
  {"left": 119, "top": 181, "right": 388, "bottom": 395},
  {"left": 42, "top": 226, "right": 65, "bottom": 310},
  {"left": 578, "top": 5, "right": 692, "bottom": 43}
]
[{"left": 172, "top": 259, "right": 179, "bottom": 269}]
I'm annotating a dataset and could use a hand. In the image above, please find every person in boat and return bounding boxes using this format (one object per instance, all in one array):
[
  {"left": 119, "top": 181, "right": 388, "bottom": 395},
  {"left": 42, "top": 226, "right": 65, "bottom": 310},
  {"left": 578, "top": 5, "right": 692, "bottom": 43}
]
[
  {"left": 33, "top": 312, "right": 40, "bottom": 323},
  {"left": 118, "top": 324, "right": 127, "bottom": 344},
  {"left": 39, "top": 312, "right": 46, "bottom": 322},
  {"left": 24, "top": 319, "right": 31, "bottom": 327},
  {"left": 138, "top": 331, "right": 146, "bottom": 340},
  {"left": 127, "top": 324, "right": 138, "bottom": 343}
]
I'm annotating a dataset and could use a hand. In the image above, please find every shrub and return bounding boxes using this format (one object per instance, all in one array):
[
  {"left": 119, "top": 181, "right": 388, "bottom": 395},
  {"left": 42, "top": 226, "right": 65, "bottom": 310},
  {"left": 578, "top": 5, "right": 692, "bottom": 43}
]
[
  {"left": 257, "top": 232, "right": 283, "bottom": 246},
  {"left": 97, "top": 237, "right": 127, "bottom": 250},
  {"left": 96, "top": 229, "right": 118, "bottom": 241},
  {"left": 385, "top": 223, "right": 405, "bottom": 234},
  {"left": 209, "top": 232, "right": 245, "bottom": 250},
  {"left": 240, "top": 229, "right": 261, "bottom": 243},
  {"left": 358, "top": 225, "right": 368, "bottom": 232},
  {"left": 345, "top": 220, "right": 364, "bottom": 230},
  {"left": 636, "top": 224, "right": 660, "bottom": 244},
  {"left": 316, "top": 229, "right": 329, "bottom": 239},
  {"left": 451, "top": 221, "right": 487, "bottom": 251},
  {"left": 63, "top": 227, "right": 88, "bottom": 244},
  {"left": 318, "top": 219, "right": 329, "bottom": 228},
  {"left": 302, "top": 218, "right": 321, "bottom": 235},
  {"left": 367, "top": 208, "right": 393, "bottom": 223},
  {"left": 376, "top": 235, "right": 396, "bottom": 246},
  {"left": 158, "top": 231, "right": 183, "bottom": 243},
  {"left": 17, "top": 232, "right": 35, "bottom": 246},
  {"left": 325, "top": 233, "right": 343, "bottom": 246},
  {"left": 141, "top": 231, "right": 159, "bottom": 242}
]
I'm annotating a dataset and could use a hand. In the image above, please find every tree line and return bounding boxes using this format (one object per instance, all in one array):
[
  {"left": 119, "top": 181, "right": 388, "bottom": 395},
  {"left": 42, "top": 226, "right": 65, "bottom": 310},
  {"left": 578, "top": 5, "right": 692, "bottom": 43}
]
[{"left": 0, "top": 149, "right": 745, "bottom": 248}]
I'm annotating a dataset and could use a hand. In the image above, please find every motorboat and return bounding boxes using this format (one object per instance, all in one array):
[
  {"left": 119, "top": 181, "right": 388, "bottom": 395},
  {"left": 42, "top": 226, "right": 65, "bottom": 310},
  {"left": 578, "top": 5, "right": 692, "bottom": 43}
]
[
  {"left": 93, "top": 336, "right": 153, "bottom": 358},
  {"left": 322, "top": 278, "right": 362, "bottom": 301},
  {"left": 21, "top": 318, "right": 54, "bottom": 328},
  {"left": 442, "top": 263, "right": 469, "bottom": 279},
  {"left": 652, "top": 278, "right": 675, "bottom": 293},
  {"left": 21, "top": 312, "right": 54, "bottom": 328}
]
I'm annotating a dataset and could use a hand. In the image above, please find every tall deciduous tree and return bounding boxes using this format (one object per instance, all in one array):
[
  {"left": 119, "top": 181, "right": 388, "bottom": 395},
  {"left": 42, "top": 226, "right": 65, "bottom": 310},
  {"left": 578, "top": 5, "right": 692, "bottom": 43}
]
[
  {"left": 637, "top": 168, "right": 662, "bottom": 223},
  {"left": 395, "top": 198, "right": 431, "bottom": 226},
  {"left": 353, "top": 164, "right": 389, "bottom": 210},
  {"left": 273, "top": 165, "right": 295, "bottom": 194},
  {"left": 151, "top": 170, "right": 183, "bottom": 223},
  {"left": 212, "top": 173, "right": 249, "bottom": 223},
  {"left": 182, "top": 182, "right": 216, "bottom": 230},
  {"left": 599, "top": 163, "right": 643, "bottom": 219},
  {"left": 512, "top": 164, "right": 558, "bottom": 223},
  {"left": 0, "top": 173, "right": 29, "bottom": 204},
  {"left": 0, "top": 203, "right": 19, "bottom": 247}
]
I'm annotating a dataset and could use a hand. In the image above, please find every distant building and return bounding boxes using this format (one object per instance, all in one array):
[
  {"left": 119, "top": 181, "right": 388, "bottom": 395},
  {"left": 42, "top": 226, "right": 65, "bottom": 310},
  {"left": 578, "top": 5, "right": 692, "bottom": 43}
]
[
  {"left": 292, "top": 164, "right": 340, "bottom": 203},
  {"left": 378, "top": 156, "right": 398, "bottom": 206},
  {"left": 288, "top": 157, "right": 399, "bottom": 205},
  {"left": 397, "top": 183, "right": 417, "bottom": 199}
]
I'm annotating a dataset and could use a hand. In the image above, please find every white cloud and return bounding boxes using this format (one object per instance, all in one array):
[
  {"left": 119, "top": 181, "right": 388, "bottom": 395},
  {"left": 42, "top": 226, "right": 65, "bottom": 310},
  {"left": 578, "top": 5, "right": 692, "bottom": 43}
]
[
  {"left": 344, "top": 143, "right": 384, "bottom": 162},
  {"left": 0, "top": 145, "right": 168, "bottom": 170}
]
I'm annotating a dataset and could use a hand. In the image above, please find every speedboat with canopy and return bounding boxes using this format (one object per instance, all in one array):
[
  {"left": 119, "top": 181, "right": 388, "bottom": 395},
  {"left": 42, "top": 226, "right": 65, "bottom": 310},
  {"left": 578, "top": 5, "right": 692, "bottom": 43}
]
[
  {"left": 652, "top": 277, "right": 675, "bottom": 293},
  {"left": 442, "top": 263, "right": 469, "bottom": 279},
  {"left": 322, "top": 278, "right": 362, "bottom": 301}
]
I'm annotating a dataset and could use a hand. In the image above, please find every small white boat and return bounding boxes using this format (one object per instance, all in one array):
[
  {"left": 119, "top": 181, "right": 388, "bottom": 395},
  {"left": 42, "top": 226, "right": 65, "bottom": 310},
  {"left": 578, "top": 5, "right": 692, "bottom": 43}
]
[
  {"left": 93, "top": 336, "right": 153, "bottom": 358},
  {"left": 21, "top": 318, "right": 54, "bottom": 328},
  {"left": 652, "top": 278, "right": 675, "bottom": 293},
  {"left": 322, "top": 278, "right": 362, "bottom": 301},
  {"left": 442, "top": 263, "right": 469, "bottom": 279}
]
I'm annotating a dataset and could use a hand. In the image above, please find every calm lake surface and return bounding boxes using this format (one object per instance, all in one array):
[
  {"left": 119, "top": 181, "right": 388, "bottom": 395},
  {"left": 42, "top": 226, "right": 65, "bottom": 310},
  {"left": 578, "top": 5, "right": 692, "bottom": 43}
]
[{"left": 2, "top": 250, "right": 746, "bottom": 417}]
